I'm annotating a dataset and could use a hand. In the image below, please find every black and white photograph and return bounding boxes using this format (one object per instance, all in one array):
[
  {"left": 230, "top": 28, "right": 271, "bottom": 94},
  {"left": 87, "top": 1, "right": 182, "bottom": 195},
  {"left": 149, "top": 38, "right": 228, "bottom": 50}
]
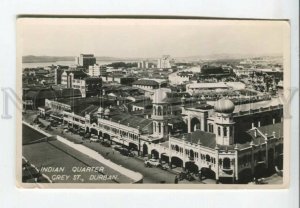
[{"left": 17, "top": 18, "right": 290, "bottom": 188}]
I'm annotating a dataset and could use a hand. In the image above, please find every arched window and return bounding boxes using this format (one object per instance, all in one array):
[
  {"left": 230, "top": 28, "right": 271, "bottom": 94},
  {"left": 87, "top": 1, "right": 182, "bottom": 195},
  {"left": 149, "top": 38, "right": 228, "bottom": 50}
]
[
  {"left": 163, "top": 106, "right": 167, "bottom": 115},
  {"left": 189, "top": 149, "right": 194, "bottom": 158},
  {"left": 158, "top": 123, "right": 161, "bottom": 133},
  {"left": 157, "top": 106, "right": 162, "bottom": 116},
  {"left": 219, "top": 158, "right": 222, "bottom": 165},
  {"left": 218, "top": 127, "right": 221, "bottom": 136},
  {"left": 205, "top": 154, "right": 210, "bottom": 162},
  {"left": 175, "top": 145, "right": 179, "bottom": 152}
]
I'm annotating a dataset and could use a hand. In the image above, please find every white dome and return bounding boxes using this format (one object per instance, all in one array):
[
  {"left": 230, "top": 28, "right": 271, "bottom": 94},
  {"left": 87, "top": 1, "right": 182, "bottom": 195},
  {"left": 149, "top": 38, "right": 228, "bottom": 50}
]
[
  {"left": 104, "top": 108, "right": 111, "bottom": 116},
  {"left": 214, "top": 99, "right": 235, "bottom": 114},
  {"left": 152, "top": 88, "right": 171, "bottom": 103},
  {"left": 97, "top": 107, "right": 104, "bottom": 114}
]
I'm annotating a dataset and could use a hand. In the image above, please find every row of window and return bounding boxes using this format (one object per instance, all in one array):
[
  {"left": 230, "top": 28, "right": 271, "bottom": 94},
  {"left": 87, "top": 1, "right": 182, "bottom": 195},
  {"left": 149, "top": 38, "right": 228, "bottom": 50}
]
[
  {"left": 154, "top": 122, "right": 167, "bottom": 134},
  {"left": 170, "top": 144, "right": 216, "bottom": 163},
  {"left": 100, "top": 124, "right": 139, "bottom": 141},
  {"left": 217, "top": 126, "right": 233, "bottom": 137}
]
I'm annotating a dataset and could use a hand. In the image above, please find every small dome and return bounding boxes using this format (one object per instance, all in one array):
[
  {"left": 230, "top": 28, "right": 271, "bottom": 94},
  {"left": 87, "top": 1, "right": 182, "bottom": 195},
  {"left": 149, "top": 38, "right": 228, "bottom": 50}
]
[
  {"left": 214, "top": 99, "right": 235, "bottom": 114},
  {"left": 104, "top": 108, "right": 111, "bottom": 116},
  {"left": 97, "top": 107, "right": 104, "bottom": 114}
]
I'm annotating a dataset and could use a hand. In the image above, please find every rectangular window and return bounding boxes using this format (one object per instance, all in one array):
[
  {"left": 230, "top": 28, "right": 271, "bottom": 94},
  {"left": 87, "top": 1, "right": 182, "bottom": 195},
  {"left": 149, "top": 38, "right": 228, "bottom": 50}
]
[{"left": 223, "top": 127, "right": 227, "bottom": 137}]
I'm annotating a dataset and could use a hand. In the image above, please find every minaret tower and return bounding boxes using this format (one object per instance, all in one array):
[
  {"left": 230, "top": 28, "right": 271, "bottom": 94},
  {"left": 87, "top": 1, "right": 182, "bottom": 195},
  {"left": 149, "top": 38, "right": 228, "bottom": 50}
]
[
  {"left": 213, "top": 98, "right": 235, "bottom": 146},
  {"left": 152, "top": 88, "right": 172, "bottom": 139}
]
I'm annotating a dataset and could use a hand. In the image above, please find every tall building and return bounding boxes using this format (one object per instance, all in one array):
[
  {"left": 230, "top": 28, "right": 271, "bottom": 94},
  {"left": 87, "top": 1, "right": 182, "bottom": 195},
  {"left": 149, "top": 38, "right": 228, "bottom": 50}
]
[
  {"left": 157, "top": 55, "right": 172, "bottom": 69},
  {"left": 54, "top": 67, "right": 65, "bottom": 85},
  {"left": 88, "top": 64, "right": 106, "bottom": 77},
  {"left": 61, "top": 70, "right": 102, "bottom": 97},
  {"left": 137, "top": 60, "right": 149, "bottom": 69},
  {"left": 77, "top": 54, "right": 96, "bottom": 69}
]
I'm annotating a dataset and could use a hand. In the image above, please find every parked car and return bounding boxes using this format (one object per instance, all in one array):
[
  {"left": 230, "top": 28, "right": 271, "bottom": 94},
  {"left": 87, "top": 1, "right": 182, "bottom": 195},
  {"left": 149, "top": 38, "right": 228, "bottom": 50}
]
[
  {"left": 101, "top": 141, "right": 111, "bottom": 147},
  {"left": 112, "top": 145, "right": 123, "bottom": 152},
  {"left": 160, "top": 163, "right": 170, "bottom": 170},
  {"left": 144, "top": 159, "right": 160, "bottom": 167},
  {"left": 178, "top": 171, "right": 194, "bottom": 181},
  {"left": 90, "top": 136, "right": 99, "bottom": 142},
  {"left": 120, "top": 148, "right": 135, "bottom": 157}
]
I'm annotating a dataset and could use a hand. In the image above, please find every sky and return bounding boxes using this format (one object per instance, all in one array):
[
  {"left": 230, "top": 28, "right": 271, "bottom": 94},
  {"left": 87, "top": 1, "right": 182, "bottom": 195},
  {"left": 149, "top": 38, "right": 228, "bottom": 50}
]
[{"left": 18, "top": 18, "right": 289, "bottom": 58}]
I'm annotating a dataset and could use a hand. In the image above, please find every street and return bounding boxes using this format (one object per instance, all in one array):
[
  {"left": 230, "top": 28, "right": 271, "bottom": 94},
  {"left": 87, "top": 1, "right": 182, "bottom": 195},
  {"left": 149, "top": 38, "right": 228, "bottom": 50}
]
[{"left": 24, "top": 111, "right": 203, "bottom": 184}]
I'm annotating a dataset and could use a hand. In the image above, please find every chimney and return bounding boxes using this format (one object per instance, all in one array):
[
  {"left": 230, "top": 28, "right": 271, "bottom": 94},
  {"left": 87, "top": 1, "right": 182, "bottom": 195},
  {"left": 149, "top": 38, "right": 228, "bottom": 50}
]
[{"left": 272, "top": 131, "right": 276, "bottom": 138}]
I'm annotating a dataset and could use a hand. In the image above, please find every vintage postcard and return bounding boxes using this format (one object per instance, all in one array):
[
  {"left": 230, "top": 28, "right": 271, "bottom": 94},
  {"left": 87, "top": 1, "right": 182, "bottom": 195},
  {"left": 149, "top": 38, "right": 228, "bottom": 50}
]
[{"left": 17, "top": 17, "right": 290, "bottom": 188}]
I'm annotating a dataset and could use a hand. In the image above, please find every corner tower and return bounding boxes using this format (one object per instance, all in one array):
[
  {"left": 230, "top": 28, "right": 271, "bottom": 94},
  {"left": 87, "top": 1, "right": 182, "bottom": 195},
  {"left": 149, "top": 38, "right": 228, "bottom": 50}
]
[
  {"left": 213, "top": 99, "right": 235, "bottom": 146},
  {"left": 152, "top": 88, "right": 172, "bottom": 139}
]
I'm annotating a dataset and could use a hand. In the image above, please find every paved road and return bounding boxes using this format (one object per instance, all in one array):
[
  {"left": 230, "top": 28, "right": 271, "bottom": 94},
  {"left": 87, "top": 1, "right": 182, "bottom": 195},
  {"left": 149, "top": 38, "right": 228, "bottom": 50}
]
[
  {"left": 23, "top": 111, "right": 203, "bottom": 184},
  {"left": 56, "top": 127, "right": 177, "bottom": 183}
]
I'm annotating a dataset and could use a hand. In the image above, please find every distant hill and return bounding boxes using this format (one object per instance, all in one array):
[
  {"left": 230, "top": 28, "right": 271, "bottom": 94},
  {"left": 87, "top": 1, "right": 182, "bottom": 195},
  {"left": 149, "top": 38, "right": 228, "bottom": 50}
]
[
  {"left": 22, "top": 55, "right": 140, "bottom": 63},
  {"left": 23, "top": 56, "right": 75, "bottom": 63}
]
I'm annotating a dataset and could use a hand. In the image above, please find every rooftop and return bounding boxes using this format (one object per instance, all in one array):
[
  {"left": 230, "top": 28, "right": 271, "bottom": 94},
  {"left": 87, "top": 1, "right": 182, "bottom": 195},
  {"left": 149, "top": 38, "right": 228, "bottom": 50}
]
[
  {"left": 64, "top": 70, "right": 88, "bottom": 79},
  {"left": 106, "top": 112, "right": 153, "bottom": 134},
  {"left": 133, "top": 79, "right": 159, "bottom": 86},
  {"left": 173, "top": 130, "right": 216, "bottom": 149}
]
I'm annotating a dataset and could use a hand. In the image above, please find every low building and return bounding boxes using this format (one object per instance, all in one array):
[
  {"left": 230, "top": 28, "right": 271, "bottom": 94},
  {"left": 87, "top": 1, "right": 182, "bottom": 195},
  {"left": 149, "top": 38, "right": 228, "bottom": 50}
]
[
  {"left": 132, "top": 79, "right": 167, "bottom": 91},
  {"left": 186, "top": 82, "right": 246, "bottom": 94},
  {"left": 23, "top": 88, "right": 82, "bottom": 109}
]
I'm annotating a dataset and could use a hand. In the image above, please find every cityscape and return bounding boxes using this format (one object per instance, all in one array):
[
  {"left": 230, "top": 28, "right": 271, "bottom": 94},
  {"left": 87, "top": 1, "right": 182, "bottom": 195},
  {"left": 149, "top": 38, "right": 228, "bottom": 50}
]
[{"left": 20, "top": 19, "right": 285, "bottom": 186}]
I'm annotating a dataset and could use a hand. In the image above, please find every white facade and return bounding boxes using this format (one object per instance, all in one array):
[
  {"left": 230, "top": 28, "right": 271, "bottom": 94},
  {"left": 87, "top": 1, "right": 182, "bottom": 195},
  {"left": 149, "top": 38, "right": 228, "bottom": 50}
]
[
  {"left": 88, "top": 64, "right": 105, "bottom": 77},
  {"left": 168, "top": 72, "right": 190, "bottom": 85},
  {"left": 157, "top": 55, "right": 171, "bottom": 69}
]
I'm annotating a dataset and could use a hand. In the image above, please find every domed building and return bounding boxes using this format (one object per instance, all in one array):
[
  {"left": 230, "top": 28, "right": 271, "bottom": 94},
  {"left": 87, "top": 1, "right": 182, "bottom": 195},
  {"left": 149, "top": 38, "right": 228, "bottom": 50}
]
[
  {"left": 97, "top": 107, "right": 104, "bottom": 114},
  {"left": 104, "top": 108, "right": 111, "bottom": 117},
  {"left": 152, "top": 88, "right": 172, "bottom": 138},
  {"left": 214, "top": 98, "right": 235, "bottom": 114},
  {"left": 208, "top": 98, "right": 235, "bottom": 146},
  {"left": 96, "top": 107, "right": 104, "bottom": 118}
]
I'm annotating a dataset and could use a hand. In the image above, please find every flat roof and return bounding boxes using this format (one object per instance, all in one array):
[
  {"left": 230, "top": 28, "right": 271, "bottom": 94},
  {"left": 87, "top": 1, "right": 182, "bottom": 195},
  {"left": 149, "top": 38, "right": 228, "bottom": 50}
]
[{"left": 233, "top": 99, "right": 283, "bottom": 113}]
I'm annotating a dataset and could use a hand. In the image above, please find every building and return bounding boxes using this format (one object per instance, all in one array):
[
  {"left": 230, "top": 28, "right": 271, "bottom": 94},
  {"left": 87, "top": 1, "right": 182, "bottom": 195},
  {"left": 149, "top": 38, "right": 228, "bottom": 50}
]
[
  {"left": 166, "top": 98, "right": 283, "bottom": 183},
  {"left": 137, "top": 60, "right": 149, "bottom": 69},
  {"left": 186, "top": 82, "right": 246, "bottom": 94},
  {"left": 45, "top": 89, "right": 283, "bottom": 184},
  {"left": 54, "top": 67, "right": 65, "bottom": 85},
  {"left": 102, "top": 75, "right": 136, "bottom": 85},
  {"left": 88, "top": 64, "right": 107, "bottom": 77},
  {"left": 132, "top": 79, "right": 167, "bottom": 91},
  {"left": 61, "top": 70, "right": 102, "bottom": 97},
  {"left": 23, "top": 87, "right": 82, "bottom": 109},
  {"left": 168, "top": 71, "right": 194, "bottom": 85},
  {"left": 76, "top": 54, "right": 96, "bottom": 69},
  {"left": 157, "top": 55, "right": 172, "bottom": 69}
]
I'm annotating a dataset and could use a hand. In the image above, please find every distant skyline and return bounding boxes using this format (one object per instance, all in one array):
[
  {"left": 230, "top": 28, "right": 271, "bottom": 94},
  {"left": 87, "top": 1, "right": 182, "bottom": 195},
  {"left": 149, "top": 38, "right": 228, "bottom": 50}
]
[{"left": 18, "top": 18, "right": 288, "bottom": 58}]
